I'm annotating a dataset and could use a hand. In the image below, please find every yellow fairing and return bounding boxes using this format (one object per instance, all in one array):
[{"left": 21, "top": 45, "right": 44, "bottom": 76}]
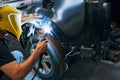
[{"left": 0, "top": 5, "right": 22, "bottom": 40}]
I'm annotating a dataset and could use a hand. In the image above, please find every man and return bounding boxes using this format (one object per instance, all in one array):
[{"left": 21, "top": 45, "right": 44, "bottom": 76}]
[{"left": 0, "top": 5, "right": 47, "bottom": 80}]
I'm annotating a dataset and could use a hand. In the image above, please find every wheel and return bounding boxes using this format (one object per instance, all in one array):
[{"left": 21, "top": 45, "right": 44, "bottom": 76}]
[{"left": 28, "top": 34, "right": 66, "bottom": 80}]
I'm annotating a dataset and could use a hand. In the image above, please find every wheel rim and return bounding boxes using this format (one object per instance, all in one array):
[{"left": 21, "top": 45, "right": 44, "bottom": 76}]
[
  {"left": 39, "top": 52, "right": 52, "bottom": 74},
  {"left": 30, "top": 42, "right": 53, "bottom": 75}
]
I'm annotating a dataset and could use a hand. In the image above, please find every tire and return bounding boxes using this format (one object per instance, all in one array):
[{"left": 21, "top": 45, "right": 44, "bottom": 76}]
[{"left": 28, "top": 34, "right": 66, "bottom": 80}]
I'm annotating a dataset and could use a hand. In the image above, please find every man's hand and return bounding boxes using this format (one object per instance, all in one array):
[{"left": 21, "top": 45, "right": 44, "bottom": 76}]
[{"left": 34, "top": 40, "right": 48, "bottom": 55}]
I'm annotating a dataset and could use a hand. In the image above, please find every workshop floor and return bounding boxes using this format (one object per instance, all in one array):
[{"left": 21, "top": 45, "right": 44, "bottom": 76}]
[
  {"left": 60, "top": 58, "right": 120, "bottom": 80},
  {"left": 25, "top": 58, "right": 120, "bottom": 80}
]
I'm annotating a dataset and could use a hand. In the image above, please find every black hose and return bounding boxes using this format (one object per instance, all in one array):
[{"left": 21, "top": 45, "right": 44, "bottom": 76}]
[{"left": 31, "top": 57, "right": 41, "bottom": 80}]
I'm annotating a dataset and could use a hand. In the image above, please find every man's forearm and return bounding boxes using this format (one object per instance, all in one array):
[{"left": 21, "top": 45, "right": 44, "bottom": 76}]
[
  {"left": 0, "top": 41, "right": 47, "bottom": 80},
  {"left": 15, "top": 47, "right": 42, "bottom": 80}
]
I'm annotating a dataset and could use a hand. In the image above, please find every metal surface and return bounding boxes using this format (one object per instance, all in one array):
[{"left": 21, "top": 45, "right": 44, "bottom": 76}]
[
  {"left": 53, "top": 0, "right": 85, "bottom": 36},
  {"left": 52, "top": 0, "right": 111, "bottom": 44}
]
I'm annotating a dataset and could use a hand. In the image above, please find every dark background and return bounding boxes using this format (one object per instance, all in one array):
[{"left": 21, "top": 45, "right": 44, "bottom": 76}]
[{"left": 111, "top": 0, "right": 120, "bottom": 23}]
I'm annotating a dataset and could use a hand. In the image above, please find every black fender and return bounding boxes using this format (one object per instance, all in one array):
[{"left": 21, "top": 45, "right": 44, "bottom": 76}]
[{"left": 34, "top": 34, "right": 66, "bottom": 80}]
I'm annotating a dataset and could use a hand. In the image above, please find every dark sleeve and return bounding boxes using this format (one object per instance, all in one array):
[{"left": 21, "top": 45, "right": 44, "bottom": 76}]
[{"left": 0, "top": 40, "right": 15, "bottom": 67}]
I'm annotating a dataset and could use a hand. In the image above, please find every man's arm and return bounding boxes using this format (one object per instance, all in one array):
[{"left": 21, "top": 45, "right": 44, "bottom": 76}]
[
  {"left": 0, "top": 40, "right": 47, "bottom": 80},
  {"left": 21, "top": 14, "right": 37, "bottom": 22}
]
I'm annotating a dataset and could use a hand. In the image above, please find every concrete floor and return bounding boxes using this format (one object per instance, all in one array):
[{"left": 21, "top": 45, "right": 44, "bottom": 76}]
[
  {"left": 25, "top": 58, "right": 120, "bottom": 80},
  {"left": 60, "top": 58, "right": 120, "bottom": 80}
]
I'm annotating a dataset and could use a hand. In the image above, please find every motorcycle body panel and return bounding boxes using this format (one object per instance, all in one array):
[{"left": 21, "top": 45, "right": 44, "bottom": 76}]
[
  {"left": 52, "top": 0, "right": 111, "bottom": 44},
  {"left": 53, "top": 0, "right": 85, "bottom": 37}
]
